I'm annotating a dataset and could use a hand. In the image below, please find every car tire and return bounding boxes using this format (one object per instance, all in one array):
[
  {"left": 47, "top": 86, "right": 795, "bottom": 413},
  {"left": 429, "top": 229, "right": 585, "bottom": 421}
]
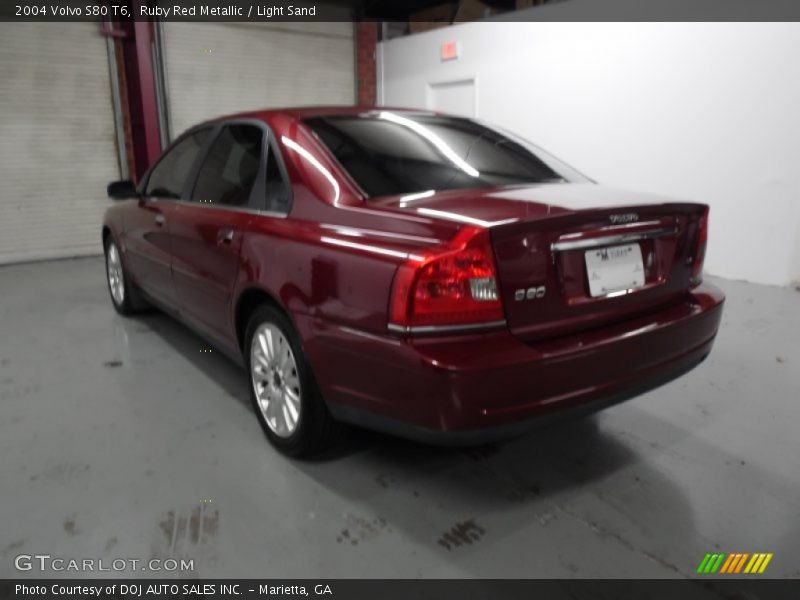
[
  {"left": 104, "top": 237, "right": 148, "bottom": 315},
  {"left": 244, "top": 305, "right": 342, "bottom": 456}
]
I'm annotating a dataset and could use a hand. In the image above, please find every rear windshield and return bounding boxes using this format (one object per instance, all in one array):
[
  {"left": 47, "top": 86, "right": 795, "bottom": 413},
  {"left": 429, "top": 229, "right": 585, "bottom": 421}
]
[{"left": 304, "top": 112, "right": 588, "bottom": 197}]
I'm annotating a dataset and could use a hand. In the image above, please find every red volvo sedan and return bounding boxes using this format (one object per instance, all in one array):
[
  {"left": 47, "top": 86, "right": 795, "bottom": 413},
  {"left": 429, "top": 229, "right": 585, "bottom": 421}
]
[{"left": 103, "top": 107, "right": 724, "bottom": 456}]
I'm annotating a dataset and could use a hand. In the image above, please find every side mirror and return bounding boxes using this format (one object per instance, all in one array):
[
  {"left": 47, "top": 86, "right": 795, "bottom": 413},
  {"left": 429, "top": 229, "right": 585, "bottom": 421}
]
[{"left": 107, "top": 180, "right": 139, "bottom": 200}]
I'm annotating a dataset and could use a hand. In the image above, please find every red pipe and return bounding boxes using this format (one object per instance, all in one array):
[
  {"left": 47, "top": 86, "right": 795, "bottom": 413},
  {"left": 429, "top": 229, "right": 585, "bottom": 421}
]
[
  {"left": 132, "top": 18, "right": 162, "bottom": 173},
  {"left": 115, "top": 7, "right": 162, "bottom": 181}
]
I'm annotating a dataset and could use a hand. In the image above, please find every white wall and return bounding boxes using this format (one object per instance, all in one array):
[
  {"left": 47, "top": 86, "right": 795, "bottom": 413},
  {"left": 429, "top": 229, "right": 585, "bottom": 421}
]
[{"left": 379, "top": 22, "right": 800, "bottom": 287}]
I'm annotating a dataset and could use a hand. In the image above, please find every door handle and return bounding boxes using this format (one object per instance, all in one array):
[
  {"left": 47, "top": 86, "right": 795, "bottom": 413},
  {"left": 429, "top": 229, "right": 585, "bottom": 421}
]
[
  {"left": 218, "top": 229, "right": 235, "bottom": 244},
  {"left": 154, "top": 214, "right": 166, "bottom": 226}
]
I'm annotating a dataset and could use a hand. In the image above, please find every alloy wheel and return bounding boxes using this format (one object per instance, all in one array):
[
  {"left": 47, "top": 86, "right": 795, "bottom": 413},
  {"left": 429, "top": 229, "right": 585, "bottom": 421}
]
[
  {"left": 250, "top": 323, "right": 302, "bottom": 438},
  {"left": 106, "top": 242, "right": 125, "bottom": 306}
]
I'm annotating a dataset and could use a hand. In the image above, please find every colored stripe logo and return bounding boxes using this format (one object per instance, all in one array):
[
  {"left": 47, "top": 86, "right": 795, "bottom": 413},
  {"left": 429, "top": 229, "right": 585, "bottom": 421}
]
[{"left": 696, "top": 552, "right": 773, "bottom": 574}]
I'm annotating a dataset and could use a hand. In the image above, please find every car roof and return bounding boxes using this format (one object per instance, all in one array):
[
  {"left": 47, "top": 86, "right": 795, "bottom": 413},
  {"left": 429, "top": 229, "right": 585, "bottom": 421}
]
[{"left": 199, "top": 105, "right": 439, "bottom": 126}]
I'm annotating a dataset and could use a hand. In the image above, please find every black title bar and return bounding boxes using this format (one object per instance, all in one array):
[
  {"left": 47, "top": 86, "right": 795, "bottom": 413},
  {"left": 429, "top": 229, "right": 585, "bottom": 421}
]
[{"left": 4, "top": 0, "right": 800, "bottom": 22}]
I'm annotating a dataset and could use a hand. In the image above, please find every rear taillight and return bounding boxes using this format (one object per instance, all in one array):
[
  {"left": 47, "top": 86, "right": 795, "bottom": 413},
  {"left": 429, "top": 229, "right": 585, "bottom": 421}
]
[
  {"left": 690, "top": 207, "right": 709, "bottom": 286},
  {"left": 389, "top": 227, "right": 505, "bottom": 331}
]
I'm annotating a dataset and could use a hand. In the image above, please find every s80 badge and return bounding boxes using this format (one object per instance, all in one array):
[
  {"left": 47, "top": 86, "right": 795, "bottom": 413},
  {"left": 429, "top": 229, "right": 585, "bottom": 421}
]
[{"left": 514, "top": 286, "right": 546, "bottom": 301}]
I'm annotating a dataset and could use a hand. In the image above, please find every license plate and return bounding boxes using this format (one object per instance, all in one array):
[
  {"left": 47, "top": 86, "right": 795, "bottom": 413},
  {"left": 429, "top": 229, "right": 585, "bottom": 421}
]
[{"left": 585, "top": 244, "right": 645, "bottom": 297}]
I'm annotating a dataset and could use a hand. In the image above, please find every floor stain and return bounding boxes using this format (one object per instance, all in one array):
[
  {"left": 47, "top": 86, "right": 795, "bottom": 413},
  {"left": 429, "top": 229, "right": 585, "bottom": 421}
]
[
  {"left": 0, "top": 383, "right": 41, "bottom": 401},
  {"left": 103, "top": 360, "right": 123, "bottom": 368},
  {"left": 159, "top": 504, "right": 219, "bottom": 555},
  {"left": 464, "top": 444, "right": 501, "bottom": 461},
  {"left": 30, "top": 462, "right": 90, "bottom": 485},
  {"left": 776, "top": 356, "right": 786, "bottom": 364},
  {"left": 104, "top": 537, "right": 118, "bottom": 551},
  {"left": 558, "top": 554, "right": 581, "bottom": 574},
  {"left": 506, "top": 483, "right": 541, "bottom": 503},
  {"left": 2, "top": 539, "right": 26, "bottom": 556},
  {"left": 437, "top": 519, "right": 485, "bottom": 550},
  {"left": 375, "top": 473, "right": 395, "bottom": 489},
  {"left": 555, "top": 504, "right": 685, "bottom": 577},
  {"left": 63, "top": 517, "right": 78, "bottom": 536},
  {"left": 336, "top": 515, "right": 388, "bottom": 546},
  {"left": 537, "top": 511, "right": 557, "bottom": 526},
  {"left": 186, "top": 420, "right": 215, "bottom": 434}
]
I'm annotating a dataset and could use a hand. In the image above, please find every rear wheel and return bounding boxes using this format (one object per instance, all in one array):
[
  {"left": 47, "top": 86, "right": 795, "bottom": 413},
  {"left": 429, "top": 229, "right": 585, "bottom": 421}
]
[
  {"left": 245, "top": 305, "right": 341, "bottom": 456},
  {"left": 104, "top": 237, "right": 147, "bottom": 315}
]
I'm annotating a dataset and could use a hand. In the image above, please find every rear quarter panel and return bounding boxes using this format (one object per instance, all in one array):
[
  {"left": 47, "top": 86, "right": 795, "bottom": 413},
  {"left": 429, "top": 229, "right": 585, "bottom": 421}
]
[{"left": 234, "top": 114, "right": 461, "bottom": 338}]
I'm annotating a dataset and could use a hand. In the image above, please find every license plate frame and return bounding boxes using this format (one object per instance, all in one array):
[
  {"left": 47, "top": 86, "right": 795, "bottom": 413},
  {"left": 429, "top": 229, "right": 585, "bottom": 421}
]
[{"left": 584, "top": 243, "right": 645, "bottom": 297}]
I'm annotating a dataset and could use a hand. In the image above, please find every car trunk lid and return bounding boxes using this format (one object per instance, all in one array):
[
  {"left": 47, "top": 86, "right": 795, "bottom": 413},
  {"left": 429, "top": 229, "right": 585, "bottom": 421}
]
[
  {"left": 490, "top": 201, "right": 706, "bottom": 342},
  {"left": 374, "top": 183, "right": 707, "bottom": 341}
]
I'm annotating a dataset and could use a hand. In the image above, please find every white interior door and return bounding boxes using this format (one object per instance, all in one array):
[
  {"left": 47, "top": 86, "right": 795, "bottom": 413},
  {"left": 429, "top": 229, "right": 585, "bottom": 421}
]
[{"left": 427, "top": 79, "right": 476, "bottom": 117}]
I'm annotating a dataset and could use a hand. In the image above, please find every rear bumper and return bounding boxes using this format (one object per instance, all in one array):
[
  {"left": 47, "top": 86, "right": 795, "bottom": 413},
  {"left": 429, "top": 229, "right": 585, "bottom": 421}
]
[{"left": 301, "top": 283, "right": 724, "bottom": 444}]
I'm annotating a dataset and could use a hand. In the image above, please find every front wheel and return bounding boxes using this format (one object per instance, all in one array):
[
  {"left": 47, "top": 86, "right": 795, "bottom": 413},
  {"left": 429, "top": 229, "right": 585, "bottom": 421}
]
[{"left": 244, "top": 305, "right": 342, "bottom": 456}]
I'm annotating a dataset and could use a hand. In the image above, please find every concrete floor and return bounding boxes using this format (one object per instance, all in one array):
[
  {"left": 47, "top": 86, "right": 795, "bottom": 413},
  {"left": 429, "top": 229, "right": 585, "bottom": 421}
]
[{"left": 0, "top": 256, "right": 798, "bottom": 579}]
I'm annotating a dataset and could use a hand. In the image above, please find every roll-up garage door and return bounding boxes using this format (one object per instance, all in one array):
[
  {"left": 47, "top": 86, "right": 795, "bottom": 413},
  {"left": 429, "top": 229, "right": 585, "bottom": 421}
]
[
  {"left": 0, "top": 23, "right": 120, "bottom": 264},
  {"left": 162, "top": 22, "right": 355, "bottom": 139}
]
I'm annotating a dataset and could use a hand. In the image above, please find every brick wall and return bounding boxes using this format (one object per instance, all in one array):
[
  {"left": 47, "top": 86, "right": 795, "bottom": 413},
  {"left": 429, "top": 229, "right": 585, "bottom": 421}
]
[{"left": 356, "top": 22, "right": 378, "bottom": 106}]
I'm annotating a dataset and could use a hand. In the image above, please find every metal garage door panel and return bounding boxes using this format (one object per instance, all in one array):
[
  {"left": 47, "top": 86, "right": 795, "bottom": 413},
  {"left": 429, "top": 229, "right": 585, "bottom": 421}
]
[
  {"left": 163, "top": 22, "right": 355, "bottom": 138},
  {"left": 0, "top": 23, "right": 119, "bottom": 264}
]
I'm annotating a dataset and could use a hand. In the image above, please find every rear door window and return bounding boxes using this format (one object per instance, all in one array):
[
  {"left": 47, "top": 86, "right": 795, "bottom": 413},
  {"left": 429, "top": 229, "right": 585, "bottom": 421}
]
[
  {"left": 145, "top": 129, "right": 210, "bottom": 199},
  {"left": 191, "top": 125, "right": 263, "bottom": 207}
]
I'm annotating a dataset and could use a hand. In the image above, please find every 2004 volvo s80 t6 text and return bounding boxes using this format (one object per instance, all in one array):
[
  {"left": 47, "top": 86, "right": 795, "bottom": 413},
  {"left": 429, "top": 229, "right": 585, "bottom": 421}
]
[{"left": 103, "top": 107, "right": 724, "bottom": 456}]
